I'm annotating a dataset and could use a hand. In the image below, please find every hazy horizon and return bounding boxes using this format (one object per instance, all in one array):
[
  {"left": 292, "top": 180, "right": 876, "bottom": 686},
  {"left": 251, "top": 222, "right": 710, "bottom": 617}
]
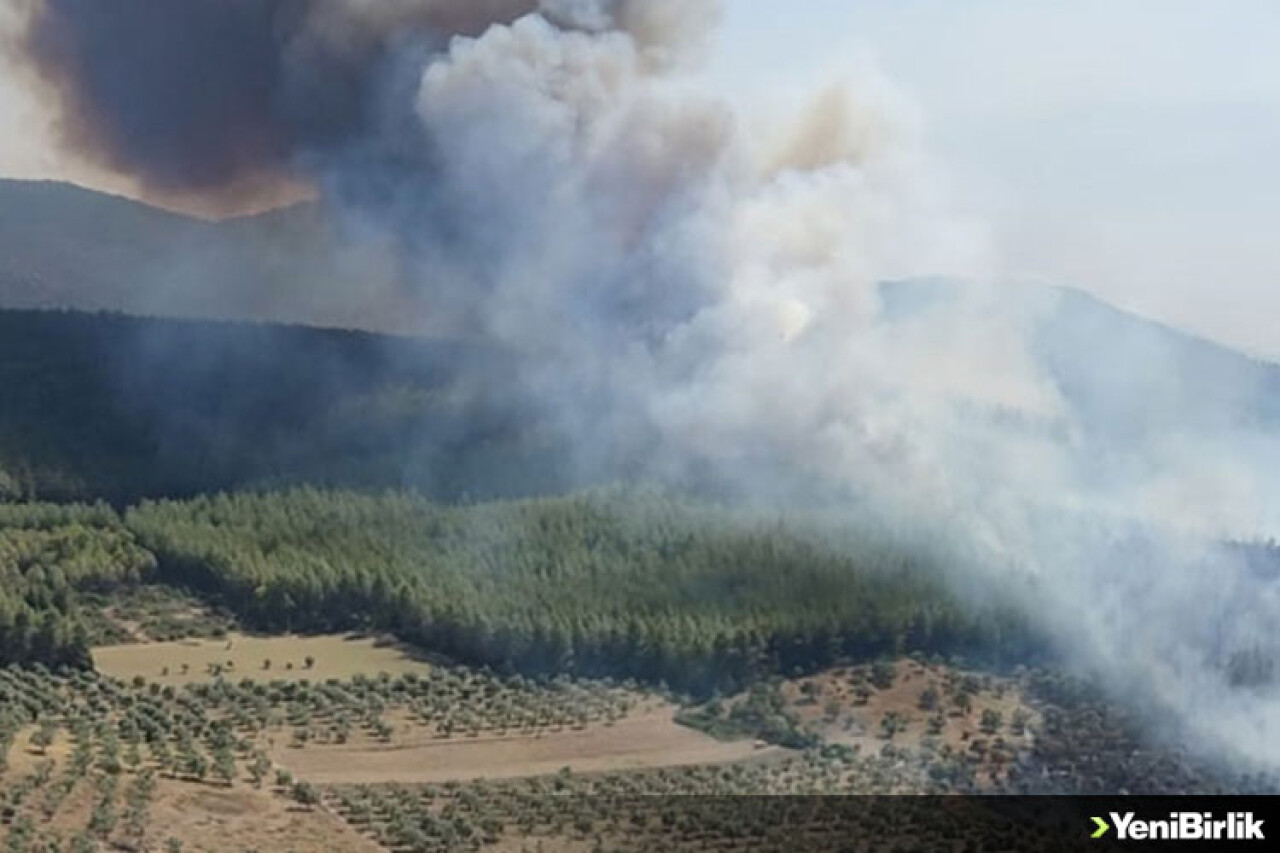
[{"left": 2, "top": 0, "right": 1277, "bottom": 360}]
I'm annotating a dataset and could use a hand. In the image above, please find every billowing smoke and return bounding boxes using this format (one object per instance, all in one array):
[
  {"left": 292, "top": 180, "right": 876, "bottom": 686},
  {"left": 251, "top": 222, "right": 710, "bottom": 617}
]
[
  {"left": 15, "top": 1, "right": 1280, "bottom": 768},
  {"left": 14, "top": 0, "right": 714, "bottom": 208}
]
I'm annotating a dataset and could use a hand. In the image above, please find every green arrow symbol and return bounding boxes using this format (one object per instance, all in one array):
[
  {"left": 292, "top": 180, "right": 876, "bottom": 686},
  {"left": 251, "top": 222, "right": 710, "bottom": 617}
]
[{"left": 1091, "top": 816, "right": 1111, "bottom": 839}]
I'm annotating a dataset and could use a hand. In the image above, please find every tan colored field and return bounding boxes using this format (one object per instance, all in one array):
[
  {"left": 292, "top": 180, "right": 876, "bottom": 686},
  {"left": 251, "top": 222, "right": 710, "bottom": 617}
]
[
  {"left": 274, "top": 705, "right": 780, "bottom": 784},
  {"left": 92, "top": 632, "right": 434, "bottom": 684}
]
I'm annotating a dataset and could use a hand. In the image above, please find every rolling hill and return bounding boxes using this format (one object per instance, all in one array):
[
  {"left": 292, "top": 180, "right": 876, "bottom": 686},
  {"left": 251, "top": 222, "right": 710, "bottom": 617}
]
[{"left": 0, "top": 179, "right": 427, "bottom": 333}]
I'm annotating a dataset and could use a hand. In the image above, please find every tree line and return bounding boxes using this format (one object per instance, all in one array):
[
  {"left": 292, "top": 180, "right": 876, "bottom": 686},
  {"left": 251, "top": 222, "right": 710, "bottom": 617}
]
[
  {"left": 0, "top": 502, "right": 155, "bottom": 667},
  {"left": 2, "top": 487, "right": 1049, "bottom": 690}
]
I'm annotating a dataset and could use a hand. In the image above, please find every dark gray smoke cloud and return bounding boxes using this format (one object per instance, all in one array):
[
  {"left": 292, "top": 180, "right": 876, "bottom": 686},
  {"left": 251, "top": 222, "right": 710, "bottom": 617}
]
[
  {"left": 17, "top": 0, "right": 539, "bottom": 200},
  {"left": 15, "top": 0, "right": 708, "bottom": 206}
]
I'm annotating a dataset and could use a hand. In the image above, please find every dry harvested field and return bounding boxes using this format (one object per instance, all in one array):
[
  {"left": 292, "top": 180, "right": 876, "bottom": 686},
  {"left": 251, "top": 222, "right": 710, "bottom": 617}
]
[
  {"left": 40, "top": 780, "right": 379, "bottom": 853},
  {"left": 274, "top": 705, "right": 780, "bottom": 785},
  {"left": 92, "top": 632, "right": 434, "bottom": 684}
]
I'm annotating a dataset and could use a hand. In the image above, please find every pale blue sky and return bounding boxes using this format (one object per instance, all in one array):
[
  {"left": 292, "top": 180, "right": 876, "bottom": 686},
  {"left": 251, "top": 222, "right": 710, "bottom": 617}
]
[{"left": 2, "top": 1, "right": 1277, "bottom": 356}]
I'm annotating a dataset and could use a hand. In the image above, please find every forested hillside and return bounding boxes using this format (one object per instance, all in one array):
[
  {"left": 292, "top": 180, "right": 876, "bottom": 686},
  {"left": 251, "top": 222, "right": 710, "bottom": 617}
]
[
  {"left": 0, "top": 307, "right": 1040, "bottom": 691},
  {"left": 2, "top": 487, "right": 1039, "bottom": 690},
  {"left": 1, "top": 294, "right": 1276, "bottom": 702},
  {"left": 124, "top": 488, "right": 1039, "bottom": 693},
  {"left": 0, "top": 309, "right": 564, "bottom": 502}
]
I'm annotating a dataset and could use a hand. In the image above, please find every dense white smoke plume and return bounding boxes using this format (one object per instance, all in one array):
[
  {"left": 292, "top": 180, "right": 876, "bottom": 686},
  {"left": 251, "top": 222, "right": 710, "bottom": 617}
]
[{"left": 395, "top": 4, "right": 1020, "bottom": 483}]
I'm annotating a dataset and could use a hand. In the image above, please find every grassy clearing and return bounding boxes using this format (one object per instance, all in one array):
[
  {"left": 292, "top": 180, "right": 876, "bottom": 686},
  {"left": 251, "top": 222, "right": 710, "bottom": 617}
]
[
  {"left": 81, "top": 583, "right": 239, "bottom": 646},
  {"left": 92, "top": 632, "right": 434, "bottom": 684}
]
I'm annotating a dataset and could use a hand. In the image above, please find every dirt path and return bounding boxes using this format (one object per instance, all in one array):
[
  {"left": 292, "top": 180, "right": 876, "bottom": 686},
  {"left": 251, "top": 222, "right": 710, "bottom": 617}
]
[{"left": 273, "top": 707, "right": 778, "bottom": 785}]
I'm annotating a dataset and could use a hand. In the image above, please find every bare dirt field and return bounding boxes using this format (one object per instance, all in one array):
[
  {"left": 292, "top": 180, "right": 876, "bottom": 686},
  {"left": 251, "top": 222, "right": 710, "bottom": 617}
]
[
  {"left": 140, "top": 781, "right": 383, "bottom": 853},
  {"left": 273, "top": 706, "right": 780, "bottom": 784},
  {"left": 92, "top": 632, "right": 434, "bottom": 684}
]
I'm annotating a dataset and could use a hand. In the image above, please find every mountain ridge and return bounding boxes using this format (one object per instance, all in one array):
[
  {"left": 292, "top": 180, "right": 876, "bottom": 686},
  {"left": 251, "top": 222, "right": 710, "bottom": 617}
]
[
  {"left": 2, "top": 179, "right": 1278, "bottom": 511},
  {"left": 2, "top": 179, "right": 1274, "bottom": 368}
]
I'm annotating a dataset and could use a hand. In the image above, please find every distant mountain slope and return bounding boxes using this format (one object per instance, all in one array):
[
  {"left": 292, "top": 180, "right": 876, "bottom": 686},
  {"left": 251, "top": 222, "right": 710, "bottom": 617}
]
[
  {"left": 0, "top": 180, "right": 202, "bottom": 310},
  {"left": 1038, "top": 286, "right": 1280, "bottom": 433},
  {"left": 879, "top": 278, "right": 1280, "bottom": 435},
  {"left": 878, "top": 279, "right": 1280, "bottom": 539},
  {"left": 0, "top": 180, "right": 424, "bottom": 333}
]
